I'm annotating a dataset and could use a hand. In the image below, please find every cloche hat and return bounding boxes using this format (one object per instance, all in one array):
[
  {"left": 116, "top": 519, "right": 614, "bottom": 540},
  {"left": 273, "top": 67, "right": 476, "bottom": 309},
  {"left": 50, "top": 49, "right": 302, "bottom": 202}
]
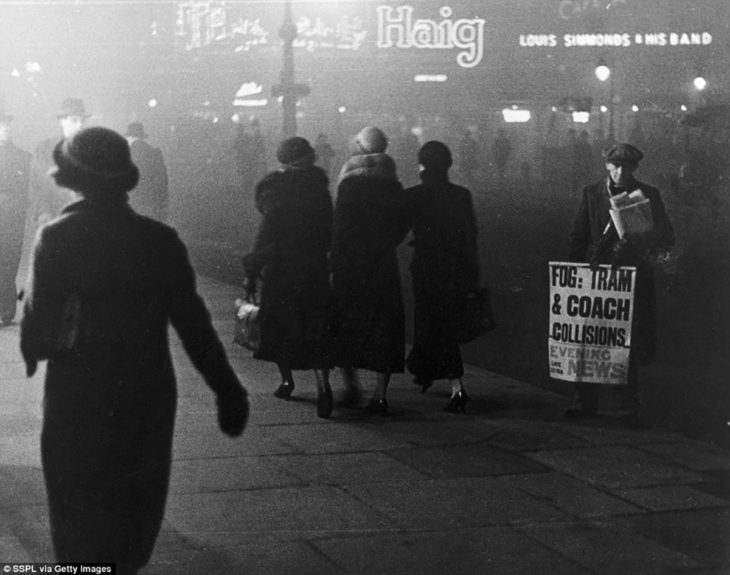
[
  {"left": 276, "top": 136, "right": 315, "bottom": 166},
  {"left": 418, "top": 140, "right": 453, "bottom": 171},
  {"left": 50, "top": 127, "right": 139, "bottom": 194},
  {"left": 355, "top": 126, "right": 388, "bottom": 154}
]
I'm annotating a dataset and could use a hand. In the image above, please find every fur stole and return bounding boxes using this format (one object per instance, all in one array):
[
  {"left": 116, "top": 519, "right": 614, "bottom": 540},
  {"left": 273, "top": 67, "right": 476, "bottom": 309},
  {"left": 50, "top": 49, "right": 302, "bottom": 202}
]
[{"left": 338, "top": 153, "right": 397, "bottom": 185}]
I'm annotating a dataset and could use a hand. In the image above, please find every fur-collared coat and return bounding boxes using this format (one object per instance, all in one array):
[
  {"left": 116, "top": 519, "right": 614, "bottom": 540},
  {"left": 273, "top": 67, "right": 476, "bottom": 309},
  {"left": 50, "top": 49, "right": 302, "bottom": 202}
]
[
  {"left": 331, "top": 153, "right": 409, "bottom": 373},
  {"left": 20, "top": 197, "right": 243, "bottom": 570},
  {"left": 243, "top": 165, "right": 333, "bottom": 369},
  {"left": 569, "top": 177, "right": 675, "bottom": 363}
]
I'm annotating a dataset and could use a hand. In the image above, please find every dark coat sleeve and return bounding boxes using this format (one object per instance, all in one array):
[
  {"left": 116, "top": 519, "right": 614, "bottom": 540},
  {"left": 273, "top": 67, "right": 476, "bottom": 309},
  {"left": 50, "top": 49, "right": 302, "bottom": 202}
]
[
  {"left": 165, "top": 230, "right": 243, "bottom": 398},
  {"left": 243, "top": 174, "right": 280, "bottom": 279},
  {"left": 569, "top": 186, "right": 592, "bottom": 262},
  {"left": 461, "top": 188, "right": 480, "bottom": 291},
  {"left": 644, "top": 186, "right": 675, "bottom": 251},
  {"left": 20, "top": 225, "right": 69, "bottom": 375}
]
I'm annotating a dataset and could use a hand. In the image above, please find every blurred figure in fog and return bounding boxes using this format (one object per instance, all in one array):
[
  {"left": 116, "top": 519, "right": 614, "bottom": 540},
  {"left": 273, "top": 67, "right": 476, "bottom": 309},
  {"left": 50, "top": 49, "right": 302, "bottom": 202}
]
[
  {"left": 567, "top": 143, "right": 674, "bottom": 425},
  {"left": 314, "top": 132, "right": 336, "bottom": 178},
  {"left": 391, "top": 124, "right": 421, "bottom": 187},
  {"left": 0, "top": 112, "right": 31, "bottom": 325},
  {"left": 233, "top": 117, "right": 267, "bottom": 192},
  {"left": 31, "top": 98, "right": 90, "bottom": 224},
  {"left": 458, "top": 129, "right": 479, "bottom": 183},
  {"left": 331, "top": 126, "right": 409, "bottom": 415},
  {"left": 572, "top": 130, "right": 595, "bottom": 192},
  {"left": 492, "top": 128, "right": 512, "bottom": 180},
  {"left": 406, "top": 141, "right": 480, "bottom": 413},
  {"left": 20, "top": 127, "right": 249, "bottom": 573},
  {"left": 125, "top": 122, "right": 168, "bottom": 222},
  {"left": 520, "top": 161, "right": 532, "bottom": 193},
  {"left": 243, "top": 137, "right": 335, "bottom": 418}
]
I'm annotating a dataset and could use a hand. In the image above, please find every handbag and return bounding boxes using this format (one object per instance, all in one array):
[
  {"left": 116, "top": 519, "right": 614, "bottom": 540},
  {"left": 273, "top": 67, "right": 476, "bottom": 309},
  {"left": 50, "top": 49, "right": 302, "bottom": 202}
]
[
  {"left": 233, "top": 294, "right": 260, "bottom": 352},
  {"left": 457, "top": 287, "right": 496, "bottom": 344}
]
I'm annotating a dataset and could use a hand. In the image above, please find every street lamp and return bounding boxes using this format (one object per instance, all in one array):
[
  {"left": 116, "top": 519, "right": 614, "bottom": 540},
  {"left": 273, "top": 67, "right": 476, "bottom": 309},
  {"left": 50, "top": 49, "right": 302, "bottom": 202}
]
[
  {"left": 271, "top": 0, "right": 310, "bottom": 137},
  {"left": 595, "top": 58, "right": 615, "bottom": 142}
]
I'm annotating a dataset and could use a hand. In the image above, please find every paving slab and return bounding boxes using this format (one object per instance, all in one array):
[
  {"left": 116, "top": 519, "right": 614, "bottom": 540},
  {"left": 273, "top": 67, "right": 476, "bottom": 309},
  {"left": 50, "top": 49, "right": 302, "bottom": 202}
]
[
  {"left": 611, "top": 508, "right": 730, "bottom": 569},
  {"left": 266, "top": 422, "right": 415, "bottom": 454},
  {"left": 500, "top": 472, "right": 643, "bottom": 518},
  {"left": 164, "top": 486, "right": 396, "bottom": 540},
  {"left": 172, "top": 424, "right": 300, "bottom": 459},
  {"left": 614, "top": 484, "right": 729, "bottom": 511},
  {"left": 345, "top": 477, "right": 569, "bottom": 530},
  {"left": 529, "top": 445, "right": 706, "bottom": 488},
  {"left": 268, "top": 452, "right": 429, "bottom": 485},
  {"left": 386, "top": 444, "right": 547, "bottom": 479},
  {"left": 518, "top": 520, "right": 700, "bottom": 574},
  {"left": 485, "top": 420, "right": 592, "bottom": 452},
  {"left": 169, "top": 455, "right": 304, "bottom": 494},
  {"left": 636, "top": 441, "right": 730, "bottom": 471},
  {"left": 312, "top": 526, "right": 591, "bottom": 575},
  {"left": 146, "top": 532, "right": 341, "bottom": 575}
]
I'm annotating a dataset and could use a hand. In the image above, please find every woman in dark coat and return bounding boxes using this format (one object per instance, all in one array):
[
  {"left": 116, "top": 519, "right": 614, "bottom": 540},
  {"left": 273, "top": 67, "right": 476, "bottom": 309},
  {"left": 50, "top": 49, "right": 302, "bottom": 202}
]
[
  {"left": 406, "top": 141, "right": 480, "bottom": 413},
  {"left": 20, "top": 127, "right": 249, "bottom": 575},
  {"left": 331, "top": 126, "right": 410, "bottom": 415},
  {"left": 243, "top": 136, "right": 334, "bottom": 418}
]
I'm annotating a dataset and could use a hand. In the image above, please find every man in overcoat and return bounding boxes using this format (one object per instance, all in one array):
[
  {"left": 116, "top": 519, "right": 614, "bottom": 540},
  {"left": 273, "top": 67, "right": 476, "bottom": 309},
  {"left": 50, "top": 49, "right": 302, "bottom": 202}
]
[
  {"left": 125, "top": 122, "right": 169, "bottom": 222},
  {"left": 567, "top": 143, "right": 675, "bottom": 423},
  {"left": 31, "top": 98, "right": 90, "bottom": 224},
  {"left": 0, "top": 112, "right": 32, "bottom": 324}
]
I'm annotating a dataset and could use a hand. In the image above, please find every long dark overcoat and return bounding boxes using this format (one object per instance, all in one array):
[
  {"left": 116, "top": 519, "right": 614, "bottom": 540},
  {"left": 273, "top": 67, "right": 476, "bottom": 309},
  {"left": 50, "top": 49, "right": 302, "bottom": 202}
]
[
  {"left": 0, "top": 141, "right": 31, "bottom": 321},
  {"left": 243, "top": 166, "right": 333, "bottom": 369},
  {"left": 569, "top": 177, "right": 675, "bottom": 363},
  {"left": 128, "top": 139, "right": 169, "bottom": 222},
  {"left": 20, "top": 197, "right": 242, "bottom": 571},
  {"left": 406, "top": 171, "right": 479, "bottom": 381},
  {"left": 331, "top": 153, "right": 409, "bottom": 373}
]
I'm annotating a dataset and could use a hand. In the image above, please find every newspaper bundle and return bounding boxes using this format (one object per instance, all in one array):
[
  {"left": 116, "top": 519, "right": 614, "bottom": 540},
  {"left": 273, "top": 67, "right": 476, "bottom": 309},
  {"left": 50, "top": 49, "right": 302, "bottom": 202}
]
[{"left": 609, "top": 190, "right": 653, "bottom": 238}]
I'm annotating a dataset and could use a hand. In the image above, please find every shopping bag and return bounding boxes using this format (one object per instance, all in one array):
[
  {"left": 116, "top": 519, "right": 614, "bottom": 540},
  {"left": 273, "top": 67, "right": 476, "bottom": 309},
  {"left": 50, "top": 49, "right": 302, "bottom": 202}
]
[
  {"left": 233, "top": 296, "right": 260, "bottom": 352},
  {"left": 457, "top": 287, "right": 496, "bottom": 344}
]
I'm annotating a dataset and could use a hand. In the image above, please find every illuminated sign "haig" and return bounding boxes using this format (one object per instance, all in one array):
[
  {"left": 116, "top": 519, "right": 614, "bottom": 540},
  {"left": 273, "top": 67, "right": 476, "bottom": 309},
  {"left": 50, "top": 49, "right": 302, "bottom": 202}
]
[{"left": 376, "top": 5, "right": 486, "bottom": 68}]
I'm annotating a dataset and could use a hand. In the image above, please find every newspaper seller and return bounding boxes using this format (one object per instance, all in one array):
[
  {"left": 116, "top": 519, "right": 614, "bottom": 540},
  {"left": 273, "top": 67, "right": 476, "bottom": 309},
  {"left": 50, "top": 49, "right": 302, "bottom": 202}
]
[{"left": 566, "top": 143, "right": 675, "bottom": 424}]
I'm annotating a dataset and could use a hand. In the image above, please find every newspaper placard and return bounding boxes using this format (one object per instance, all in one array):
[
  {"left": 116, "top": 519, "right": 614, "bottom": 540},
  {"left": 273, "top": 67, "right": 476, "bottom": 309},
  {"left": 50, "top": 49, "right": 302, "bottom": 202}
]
[{"left": 548, "top": 262, "right": 636, "bottom": 384}]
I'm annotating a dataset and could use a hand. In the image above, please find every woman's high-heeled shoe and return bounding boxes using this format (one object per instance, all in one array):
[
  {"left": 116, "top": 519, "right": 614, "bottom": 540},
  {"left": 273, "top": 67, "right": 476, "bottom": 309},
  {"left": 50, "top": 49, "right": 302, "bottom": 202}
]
[
  {"left": 273, "top": 382, "right": 294, "bottom": 400},
  {"left": 444, "top": 390, "right": 469, "bottom": 413},
  {"left": 367, "top": 397, "right": 389, "bottom": 416},
  {"left": 413, "top": 377, "right": 434, "bottom": 394}
]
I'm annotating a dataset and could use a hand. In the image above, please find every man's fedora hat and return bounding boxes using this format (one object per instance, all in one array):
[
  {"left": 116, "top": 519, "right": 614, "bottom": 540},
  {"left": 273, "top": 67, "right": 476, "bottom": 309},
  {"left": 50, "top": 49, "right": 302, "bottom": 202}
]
[
  {"left": 124, "top": 122, "right": 148, "bottom": 139},
  {"left": 57, "top": 98, "right": 91, "bottom": 119}
]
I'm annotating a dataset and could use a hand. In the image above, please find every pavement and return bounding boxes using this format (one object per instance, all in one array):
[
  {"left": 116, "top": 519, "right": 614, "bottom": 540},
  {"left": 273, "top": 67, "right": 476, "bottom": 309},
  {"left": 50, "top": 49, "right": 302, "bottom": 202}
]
[{"left": 1, "top": 276, "right": 729, "bottom": 574}]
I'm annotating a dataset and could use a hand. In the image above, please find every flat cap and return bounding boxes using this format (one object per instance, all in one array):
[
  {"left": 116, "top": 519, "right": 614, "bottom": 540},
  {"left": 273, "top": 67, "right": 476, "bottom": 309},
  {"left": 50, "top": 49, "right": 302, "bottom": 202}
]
[{"left": 602, "top": 143, "right": 643, "bottom": 164}]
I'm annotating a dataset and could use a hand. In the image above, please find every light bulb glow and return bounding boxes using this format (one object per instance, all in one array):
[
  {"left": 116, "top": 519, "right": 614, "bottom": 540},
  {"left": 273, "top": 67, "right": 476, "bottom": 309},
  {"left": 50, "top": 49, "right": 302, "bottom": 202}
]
[{"left": 595, "top": 65, "right": 611, "bottom": 82}]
